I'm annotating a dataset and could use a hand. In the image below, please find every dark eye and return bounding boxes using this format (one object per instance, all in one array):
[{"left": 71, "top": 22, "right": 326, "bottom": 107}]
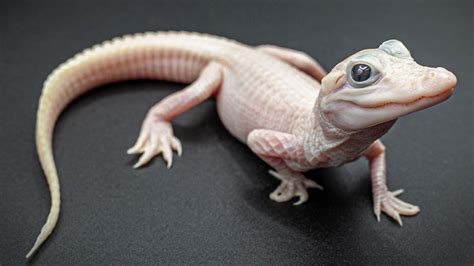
[{"left": 351, "top": 64, "right": 371, "bottom": 82}]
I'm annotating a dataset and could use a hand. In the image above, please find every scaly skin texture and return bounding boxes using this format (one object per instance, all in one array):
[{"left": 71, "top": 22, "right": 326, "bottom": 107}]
[{"left": 28, "top": 32, "right": 457, "bottom": 258}]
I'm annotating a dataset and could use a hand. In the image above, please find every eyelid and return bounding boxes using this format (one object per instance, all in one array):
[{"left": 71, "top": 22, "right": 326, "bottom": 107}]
[
  {"left": 347, "top": 62, "right": 381, "bottom": 88},
  {"left": 351, "top": 54, "right": 384, "bottom": 70}
]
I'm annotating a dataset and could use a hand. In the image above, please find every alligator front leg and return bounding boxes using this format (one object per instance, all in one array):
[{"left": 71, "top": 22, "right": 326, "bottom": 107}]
[
  {"left": 247, "top": 129, "right": 323, "bottom": 205},
  {"left": 128, "top": 62, "right": 223, "bottom": 168},
  {"left": 365, "top": 140, "right": 420, "bottom": 225}
]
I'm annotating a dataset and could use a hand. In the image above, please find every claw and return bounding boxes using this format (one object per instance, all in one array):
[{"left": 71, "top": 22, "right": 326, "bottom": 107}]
[
  {"left": 171, "top": 137, "right": 182, "bottom": 156},
  {"left": 303, "top": 178, "right": 324, "bottom": 191},
  {"left": 161, "top": 139, "right": 173, "bottom": 169},
  {"left": 375, "top": 211, "right": 381, "bottom": 222},
  {"left": 293, "top": 197, "right": 306, "bottom": 206},
  {"left": 133, "top": 136, "right": 159, "bottom": 168},
  {"left": 395, "top": 213, "right": 403, "bottom": 226},
  {"left": 384, "top": 204, "right": 403, "bottom": 226},
  {"left": 268, "top": 170, "right": 283, "bottom": 181},
  {"left": 374, "top": 202, "right": 381, "bottom": 222},
  {"left": 293, "top": 184, "right": 309, "bottom": 205},
  {"left": 391, "top": 189, "right": 404, "bottom": 197}
]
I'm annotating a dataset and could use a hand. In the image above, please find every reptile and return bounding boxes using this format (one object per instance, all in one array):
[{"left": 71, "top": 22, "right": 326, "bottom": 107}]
[{"left": 27, "top": 31, "right": 457, "bottom": 258}]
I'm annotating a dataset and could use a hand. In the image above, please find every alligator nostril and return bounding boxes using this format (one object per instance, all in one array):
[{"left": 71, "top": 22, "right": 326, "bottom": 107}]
[{"left": 433, "top": 67, "right": 457, "bottom": 88}]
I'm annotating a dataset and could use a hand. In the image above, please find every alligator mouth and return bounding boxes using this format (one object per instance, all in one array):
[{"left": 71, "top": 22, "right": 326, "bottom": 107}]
[
  {"left": 355, "top": 87, "right": 454, "bottom": 110},
  {"left": 322, "top": 87, "right": 454, "bottom": 131}
]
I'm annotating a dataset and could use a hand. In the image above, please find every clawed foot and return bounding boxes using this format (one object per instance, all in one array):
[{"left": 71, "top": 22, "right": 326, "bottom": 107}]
[
  {"left": 374, "top": 189, "right": 420, "bottom": 226},
  {"left": 268, "top": 170, "right": 323, "bottom": 205},
  {"left": 127, "top": 115, "right": 182, "bottom": 168}
]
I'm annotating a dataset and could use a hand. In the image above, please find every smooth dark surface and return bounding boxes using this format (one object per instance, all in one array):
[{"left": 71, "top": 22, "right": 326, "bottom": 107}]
[{"left": 1, "top": 0, "right": 473, "bottom": 264}]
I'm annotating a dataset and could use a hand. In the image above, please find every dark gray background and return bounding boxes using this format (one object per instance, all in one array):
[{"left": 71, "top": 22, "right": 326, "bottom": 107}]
[{"left": 1, "top": 0, "right": 473, "bottom": 264}]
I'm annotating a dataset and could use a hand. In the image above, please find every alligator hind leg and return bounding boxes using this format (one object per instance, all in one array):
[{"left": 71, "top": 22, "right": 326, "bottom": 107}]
[
  {"left": 128, "top": 62, "right": 223, "bottom": 168},
  {"left": 257, "top": 45, "right": 327, "bottom": 82}
]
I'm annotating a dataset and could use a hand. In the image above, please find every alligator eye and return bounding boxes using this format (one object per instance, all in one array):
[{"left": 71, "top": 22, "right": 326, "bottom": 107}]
[{"left": 351, "top": 64, "right": 371, "bottom": 82}]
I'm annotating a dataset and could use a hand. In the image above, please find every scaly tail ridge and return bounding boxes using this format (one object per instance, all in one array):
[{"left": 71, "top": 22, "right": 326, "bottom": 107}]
[
  {"left": 27, "top": 63, "right": 65, "bottom": 259},
  {"left": 27, "top": 31, "right": 221, "bottom": 258}
]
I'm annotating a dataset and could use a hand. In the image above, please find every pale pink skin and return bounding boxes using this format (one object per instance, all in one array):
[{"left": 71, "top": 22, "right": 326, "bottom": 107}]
[{"left": 28, "top": 32, "right": 457, "bottom": 258}]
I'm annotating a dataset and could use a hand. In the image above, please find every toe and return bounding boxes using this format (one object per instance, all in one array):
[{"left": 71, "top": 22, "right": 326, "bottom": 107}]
[
  {"left": 270, "top": 182, "right": 295, "bottom": 202},
  {"left": 268, "top": 170, "right": 284, "bottom": 181},
  {"left": 375, "top": 211, "right": 381, "bottom": 222},
  {"left": 171, "top": 137, "right": 182, "bottom": 156},
  {"left": 383, "top": 204, "right": 403, "bottom": 226},
  {"left": 293, "top": 197, "right": 307, "bottom": 206},
  {"left": 390, "top": 197, "right": 420, "bottom": 216},
  {"left": 390, "top": 189, "right": 404, "bottom": 197},
  {"left": 277, "top": 192, "right": 294, "bottom": 202},
  {"left": 293, "top": 185, "right": 309, "bottom": 206},
  {"left": 160, "top": 139, "right": 173, "bottom": 169},
  {"left": 133, "top": 136, "right": 159, "bottom": 168},
  {"left": 304, "top": 178, "right": 324, "bottom": 190},
  {"left": 269, "top": 182, "right": 285, "bottom": 201},
  {"left": 127, "top": 128, "right": 150, "bottom": 154}
]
